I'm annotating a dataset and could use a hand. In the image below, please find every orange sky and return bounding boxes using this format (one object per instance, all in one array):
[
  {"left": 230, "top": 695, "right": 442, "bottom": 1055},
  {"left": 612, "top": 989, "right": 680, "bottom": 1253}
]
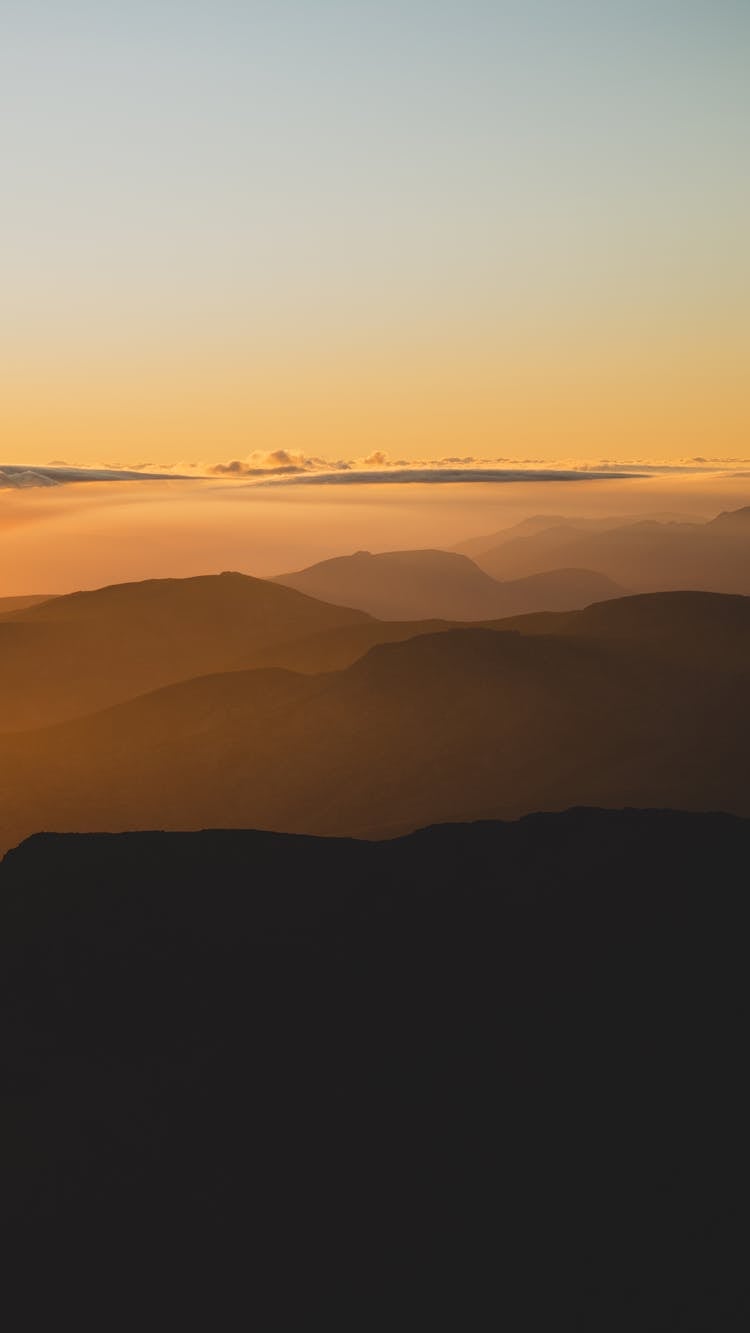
[{"left": 4, "top": 315, "right": 749, "bottom": 469}]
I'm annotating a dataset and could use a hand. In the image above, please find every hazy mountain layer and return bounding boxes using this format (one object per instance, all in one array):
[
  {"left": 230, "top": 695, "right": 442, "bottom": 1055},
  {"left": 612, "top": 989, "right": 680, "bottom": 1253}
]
[
  {"left": 0, "top": 594, "right": 57, "bottom": 615},
  {"left": 2, "top": 810, "right": 748, "bottom": 1325},
  {"left": 487, "top": 589, "right": 750, "bottom": 671},
  {"left": 1, "top": 592, "right": 747, "bottom": 852},
  {"left": 273, "top": 547, "right": 624, "bottom": 620},
  {"left": 472, "top": 506, "right": 750, "bottom": 591},
  {"left": 452, "top": 510, "right": 700, "bottom": 558},
  {"left": 0, "top": 571, "right": 369, "bottom": 730}
]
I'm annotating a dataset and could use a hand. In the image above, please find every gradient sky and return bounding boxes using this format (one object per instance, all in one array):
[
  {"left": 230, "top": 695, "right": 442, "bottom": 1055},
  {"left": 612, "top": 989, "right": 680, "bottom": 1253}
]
[{"left": 3, "top": 1, "right": 749, "bottom": 465}]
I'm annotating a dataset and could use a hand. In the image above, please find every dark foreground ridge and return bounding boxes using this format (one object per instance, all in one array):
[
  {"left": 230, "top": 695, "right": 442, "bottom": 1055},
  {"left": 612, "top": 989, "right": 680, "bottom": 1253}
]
[{"left": 2, "top": 809, "right": 749, "bottom": 1326}]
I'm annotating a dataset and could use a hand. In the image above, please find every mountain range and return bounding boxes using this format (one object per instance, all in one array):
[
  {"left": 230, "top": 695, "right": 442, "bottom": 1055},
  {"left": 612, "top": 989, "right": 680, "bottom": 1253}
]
[
  {"left": 0, "top": 571, "right": 369, "bottom": 730},
  {"left": 0, "top": 562, "right": 629, "bottom": 733},
  {"left": 459, "top": 506, "right": 750, "bottom": 592},
  {"left": 1, "top": 589, "right": 747, "bottom": 853},
  {"left": 0, "top": 506, "right": 748, "bottom": 851},
  {"left": 273, "top": 547, "right": 624, "bottom": 619}
]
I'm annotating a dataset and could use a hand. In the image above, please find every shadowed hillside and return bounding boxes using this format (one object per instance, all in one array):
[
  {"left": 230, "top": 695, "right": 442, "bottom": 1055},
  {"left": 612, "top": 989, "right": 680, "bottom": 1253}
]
[
  {"left": 0, "top": 571, "right": 370, "bottom": 730},
  {"left": 1, "top": 592, "right": 747, "bottom": 851},
  {"left": 1, "top": 810, "right": 749, "bottom": 1326},
  {"left": 273, "top": 547, "right": 623, "bottom": 620},
  {"left": 486, "top": 589, "right": 750, "bottom": 671},
  {"left": 246, "top": 615, "right": 457, "bottom": 673}
]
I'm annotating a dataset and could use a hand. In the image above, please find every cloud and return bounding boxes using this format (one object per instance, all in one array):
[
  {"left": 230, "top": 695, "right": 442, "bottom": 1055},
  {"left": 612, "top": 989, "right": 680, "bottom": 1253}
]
[
  {"left": 207, "top": 452, "right": 750, "bottom": 486},
  {"left": 208, "top": 449, "right": 320, "bottom": 477},
  {"left": 256, "top": 466, "right": 645, "bottom": 487},
  {"left": 207, "top": 449, "right": 357, "bottom": 477},
  {"left": 0, "top": 469, "right": 61, "bottom": 489},
  {"left": 0, "top": 464, "right": 188, "bottom": 488},
  {"left": 2, "top": 454, "right": 749, "bottom": 490}
]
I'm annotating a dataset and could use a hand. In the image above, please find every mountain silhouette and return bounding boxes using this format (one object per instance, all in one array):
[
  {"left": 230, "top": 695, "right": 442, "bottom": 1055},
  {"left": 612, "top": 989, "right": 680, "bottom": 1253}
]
[
  {"left": 471, "top": 505, "right": 750, "bottom": 592},
  {"left": 452, "top": 510, "right": 698, "bottom": 559},
  {"left": 245, "top": 615, "right": 457, "bottom": 673},
  {"left": 0, "top": 571, "right": 369, "bottom": 730},
  {"left": 489, "top": 589, "right": 750, "bottom": 671},
  {"left": 0, "top": 593, "right": 56, "bottom": 615},
  {"left": 1, "top": 591, "right": 747, "bottom": 851},
  {"left": 708, "top": 503, "right": 750, "bottom": 534},
  {"left": 1, "top": 809, "right": 749, "bottom": 1325},
  {"left": 273, "top": 547, "right": 623, "bottom": 619}
]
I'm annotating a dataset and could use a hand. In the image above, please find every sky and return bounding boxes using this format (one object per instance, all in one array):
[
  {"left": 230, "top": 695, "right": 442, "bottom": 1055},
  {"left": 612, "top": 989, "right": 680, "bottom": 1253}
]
[{"left": 3, "top": 0, "right": 749, "bottom": 468}]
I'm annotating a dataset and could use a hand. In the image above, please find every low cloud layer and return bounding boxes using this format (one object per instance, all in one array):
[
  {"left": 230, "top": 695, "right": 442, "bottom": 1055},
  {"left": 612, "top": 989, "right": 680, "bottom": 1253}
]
[
  {"left": 2, "top": 454, "right": 749, "bottom": 490},
  {"left": 0, "top": 464, "right": 185, "bottom": 489},
  {"left": 203, "top": 451, "right": 750, "bottom": 484},
  {"left": 256, "top": 466, "right": 644, "bottom": 486}
]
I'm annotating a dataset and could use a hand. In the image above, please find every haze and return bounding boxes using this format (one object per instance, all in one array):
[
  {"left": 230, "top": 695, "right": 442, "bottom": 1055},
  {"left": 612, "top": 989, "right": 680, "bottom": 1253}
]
[{"left": 0, "top": 470, "right": 746, "bottom": 595}]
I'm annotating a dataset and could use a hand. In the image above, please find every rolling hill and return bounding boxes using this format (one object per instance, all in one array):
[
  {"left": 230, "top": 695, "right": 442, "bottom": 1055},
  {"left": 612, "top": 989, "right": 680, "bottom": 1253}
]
[
  {"left": 484, "top": 589, "right": 750, "bottom": 671},
  {"left": 0, "top": 594, "right": 56, "bottom": 615},
  {"left": 273, "top": 547, "right": 623, "bottom": 620},
  {"left": 1, "top": 592, "right": 747, "bottom": 852},
  {"left": 452, "top": 510, "right": 699, "bottom": 559},
  {"left": 470, "top": 505, "right": 750, "bottom": 592},
  {"left": 0, "top": 571, "right": 370, "bottom": 730}
]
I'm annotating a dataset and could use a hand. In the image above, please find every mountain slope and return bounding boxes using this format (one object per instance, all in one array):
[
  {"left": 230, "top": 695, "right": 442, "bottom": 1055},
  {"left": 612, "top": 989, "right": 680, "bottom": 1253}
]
[
  {"left": 708, "top": 504, "right": 750, "bottom": 534},
  {"left": 273, "top": 547, "right": 623, "bottom": 620},
  {"left": 0, "top": 594, "right": 57, "bottom": 615},
  {"left": 472, "top": 505, "right": 750, "bottom": 591},
  {"left": 453, "top": 511, "right": 700, "bottom": 559},
  {"left": 0, "top": 571, "right": 370, "bottom": 730},
  {"left": 1, "top": 593, "right": 747, "bottom": 851},
  {"left": 484, "top": 590, "right": 750, "bottom": 671}
]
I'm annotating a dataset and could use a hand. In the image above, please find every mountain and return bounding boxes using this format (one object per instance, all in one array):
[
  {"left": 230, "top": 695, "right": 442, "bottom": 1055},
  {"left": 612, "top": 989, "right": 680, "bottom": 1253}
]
[
  {"left": 451, "top": 510, "right": 699, "bottom": 558},
  {"left": 708, "top": 504, "right": 750, "bottom": 534},
  {"left": 487, "top": 589, "right": 750, "bottom": 671},
  {"left": 483, "top": 566, "right": 626, "bottom": 613},
  {"left": 273, "top": 547, "right": 624, "bottom": 620},
  {"left": 2, "top": 810, "right": 749, "bottom": 1325},
  {"left": 247, "top": 616, "right": 457, "bottom": 674},
  {"left": 0, "top": 593, "right": 57, "bottom": 615},
  {"left": 1, "top": 592, "right": 747, "bottom": 851},
  {"left": 453, "top": 510, "right": 699, "bottom": 558},
  {"left": 0, "top": 571, "right": 370, "bottom": 730},
  {"left": 471, "top": 505, "right": 750, "bottom": 592}
]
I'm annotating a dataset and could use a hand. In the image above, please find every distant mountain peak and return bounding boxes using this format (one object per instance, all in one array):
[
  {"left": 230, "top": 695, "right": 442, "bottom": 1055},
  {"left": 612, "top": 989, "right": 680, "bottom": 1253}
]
[{"left": 709, "top": 505, "right": 750, "bottom": 528}]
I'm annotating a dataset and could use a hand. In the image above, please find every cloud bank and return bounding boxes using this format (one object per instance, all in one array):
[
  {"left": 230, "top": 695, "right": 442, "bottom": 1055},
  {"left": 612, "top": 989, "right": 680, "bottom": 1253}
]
[
  {"left": 255, "top": 466, "right": 644, "bottom": 486},
  {"left": 2, "top": 454, "right": 749, "bottom": 490},
  {"left": 0, "top": 464, "right": 187, "bottom": 489}
]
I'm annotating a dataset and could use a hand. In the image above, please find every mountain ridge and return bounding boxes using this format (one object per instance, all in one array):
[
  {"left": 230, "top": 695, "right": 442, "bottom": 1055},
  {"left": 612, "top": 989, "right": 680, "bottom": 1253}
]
[
  {"left": 1, "top": 591, "right": 746, "bottom": 852},
  {"left": 273, "top": 546, "right": 624, "bottom": 619},
  {"left": 0, "top": 570, "right": 371, "bottom": 730},
  {"left": 469, "top": 504, "right": 750, "bottom": 590}
]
